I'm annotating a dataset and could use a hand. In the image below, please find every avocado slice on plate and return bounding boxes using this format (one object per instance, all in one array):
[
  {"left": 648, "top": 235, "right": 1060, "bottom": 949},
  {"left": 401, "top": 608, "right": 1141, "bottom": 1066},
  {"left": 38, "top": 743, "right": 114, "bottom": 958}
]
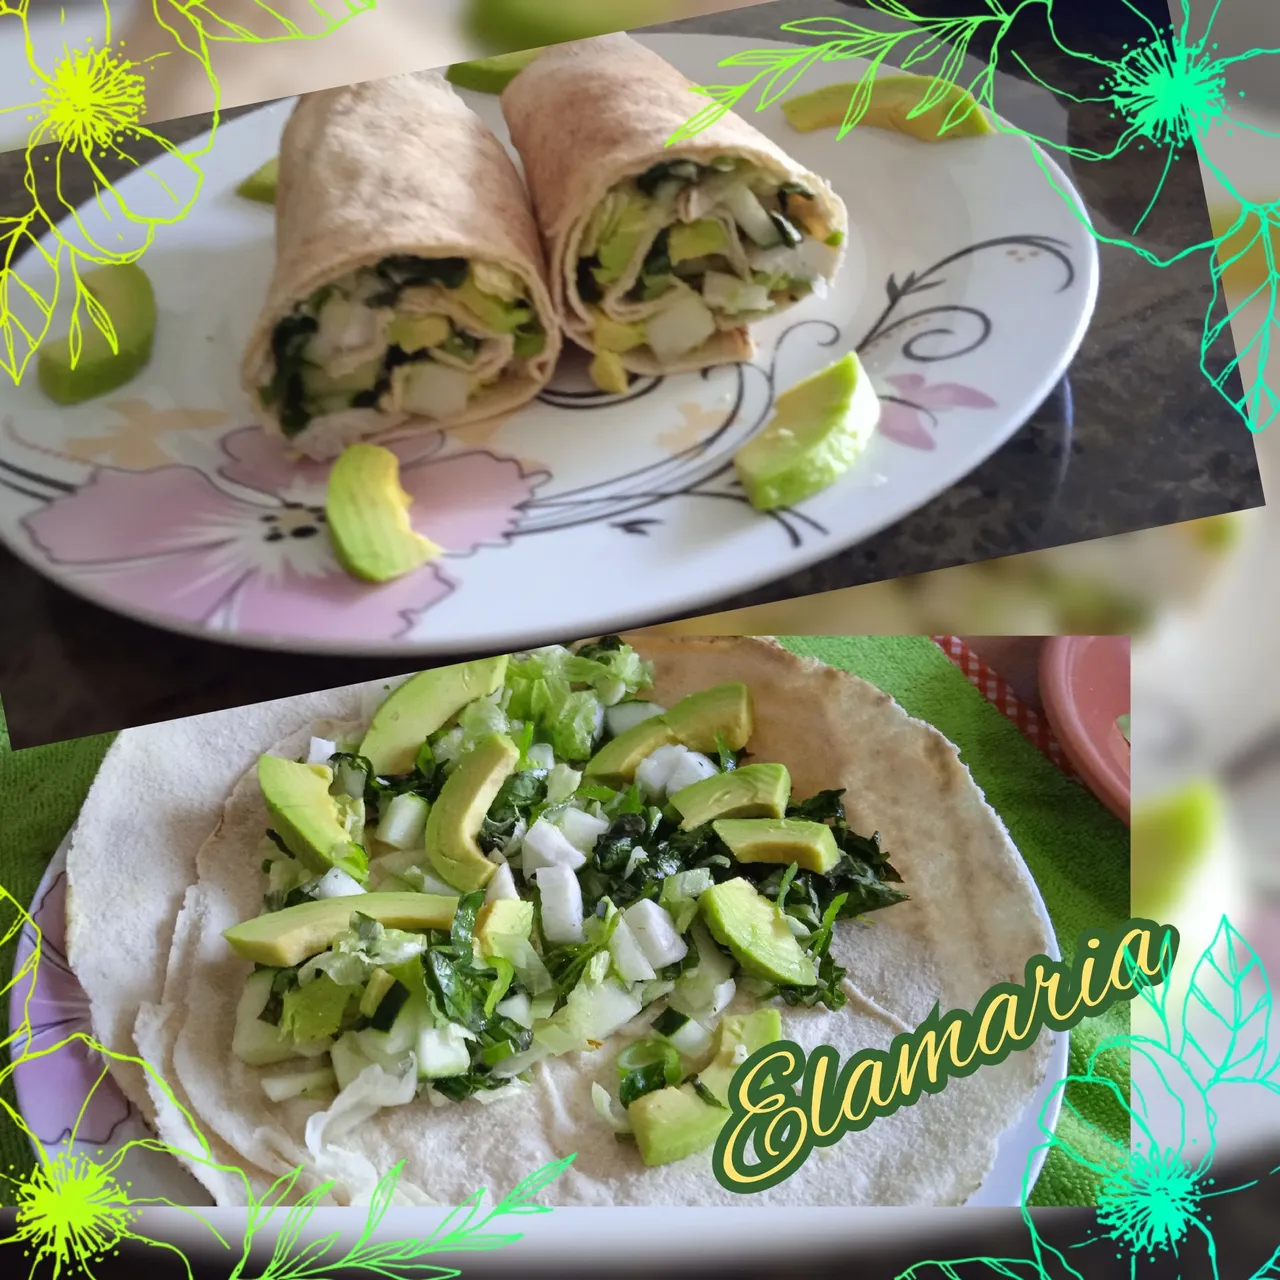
[
  {"left": 664, "top": 683, "right": 753, "bottom": 753},
  {"left": 782, "top": 74, "right": 996, "bottom": 141},
  {"left": 714, "top": 817, "right": 841, "bottom": 874},
  {"left": 258, "top": 755, "right": 369, "bottom": 883},
  {"left": 236, "top": 156, "right": 279, "bottom": 203},
  {"left": 734, "top": 352, "right": 880, "bottom": 512},
  {"left": 670, "top": 762, "right": 791, "bottom": 830},
  {"left": 359, "top": 656, "right": 509, "bottom": 777},
  {"left": 224, "top": 891, "right": 458, "bottom": 967},
  {"left": 424, "top": 732, "right": 520, "bottom": 891},
  {"left": 700, "top": 877, "right": 816, "bottom": 987},
  {"left": 326, "top": 443, "right": 442, "bottom": 586},
  {"left": 446, "top": 47, "right": 545, "bottom": 93},
  {"left": 37, "top": 263, "right": 156, "bottom": 406}
]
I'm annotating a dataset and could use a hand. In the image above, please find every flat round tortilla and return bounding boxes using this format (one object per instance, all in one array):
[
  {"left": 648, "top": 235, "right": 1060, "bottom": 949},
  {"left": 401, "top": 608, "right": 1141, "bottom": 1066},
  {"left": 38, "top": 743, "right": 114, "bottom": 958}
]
[{"left": 67, "top": 638, "right": 1054, "bottom": 1207}]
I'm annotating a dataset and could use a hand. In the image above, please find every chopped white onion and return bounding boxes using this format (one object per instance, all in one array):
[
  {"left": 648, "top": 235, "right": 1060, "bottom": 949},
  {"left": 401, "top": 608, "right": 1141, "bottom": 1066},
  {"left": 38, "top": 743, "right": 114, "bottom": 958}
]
[
  {"left": 306, "top": 737, "right": 337, "bottom": 765},
  {"left": 663, "top": 750, "right": 719, "bottom": 795},
  {"left": 545, "top": 763, "right": 582, "bottom": 804},
  {"left": 623, "top": 899, "right": 688, "bottom": 969},
  {"left": 608, "top": 919, "right": 657, "bottom": 984},
  {"left": 313, "top": 867, "right": 367, "bottom": 899},
  {"left": 376, "top": 792, "right": 430, "bottom": 850},
  {"left": 623, "top": 846, "right": 649, "bottom": 880},
  {"left": 605, "top": 701, "right": 666, "bottom": 738},
  {"left": 536, "top": 865, "right": 586, "bottom": 944},
  {"left": 484, "top": 861, "right": 520, "bottom": 903},
  {"left": 592, "top": 1081, "right": 633, "bottom": 1134},
  {"left": 636, "top": 743, "right": 689, "bottom": 797},
  {"left": 709, "top": 978, "right": 737, "bottom": 1019},
  {"left": 521, "top": 818, "right": 588, "bottom": 875},
  {"left": 495, "top": 991, "right": 533, "bottom": 1028},
  {"left": 556, "top": 807, "right": 610, "bottom": 854},
  {"left": 525, "top": 742, "right": 556, "bottom": 771}
]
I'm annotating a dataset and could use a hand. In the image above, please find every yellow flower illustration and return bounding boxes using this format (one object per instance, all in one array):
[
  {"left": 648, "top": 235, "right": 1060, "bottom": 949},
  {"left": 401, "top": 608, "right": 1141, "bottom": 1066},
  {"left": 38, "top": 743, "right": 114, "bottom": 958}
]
[{"left": 0, "top": 0, "right": 373, "bottom": 390}]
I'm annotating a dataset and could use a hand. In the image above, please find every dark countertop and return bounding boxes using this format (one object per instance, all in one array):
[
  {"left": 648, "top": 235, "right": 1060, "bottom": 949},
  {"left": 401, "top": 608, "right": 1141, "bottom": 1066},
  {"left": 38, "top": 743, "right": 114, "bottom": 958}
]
[{"left": 0, "top": 0, "right": 1262, "bottom": 746}]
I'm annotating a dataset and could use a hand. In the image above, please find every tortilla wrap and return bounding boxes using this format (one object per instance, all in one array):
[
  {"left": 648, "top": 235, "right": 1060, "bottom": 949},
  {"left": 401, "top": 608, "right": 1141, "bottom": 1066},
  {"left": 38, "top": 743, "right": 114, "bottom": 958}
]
[
  {"left": 501, "top": 35, "right": 848, "bottom": 377},
  {"left": 66, "top": 638, "right": 1055, "bottom": 1208},
  {"left": 240, "top": 71, "right": 561, "bottom": 461}
]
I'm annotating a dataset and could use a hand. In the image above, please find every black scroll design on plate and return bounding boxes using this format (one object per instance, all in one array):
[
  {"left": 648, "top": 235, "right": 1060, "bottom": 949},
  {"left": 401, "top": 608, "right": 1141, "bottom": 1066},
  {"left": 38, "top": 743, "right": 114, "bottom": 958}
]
[
  {"left": 515, "top": 320, "right": 846, "bottom": 550},
  {"left": 856, "top": 234, "right": 1076, "bottom": 364}
]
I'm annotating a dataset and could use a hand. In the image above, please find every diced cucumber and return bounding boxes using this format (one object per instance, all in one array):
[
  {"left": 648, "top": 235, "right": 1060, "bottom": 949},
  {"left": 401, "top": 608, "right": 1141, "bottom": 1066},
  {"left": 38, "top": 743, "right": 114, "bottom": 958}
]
[{"left": 232, "top": 971, "right": 297, "bottom": 1067}]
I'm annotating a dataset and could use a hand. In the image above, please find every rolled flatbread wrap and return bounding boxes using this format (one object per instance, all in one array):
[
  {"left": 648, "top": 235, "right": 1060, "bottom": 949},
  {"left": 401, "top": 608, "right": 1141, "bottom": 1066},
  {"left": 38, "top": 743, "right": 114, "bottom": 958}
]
[
  {"left": 501, "top": 34, "right": 848, "bottom": 392},
  {"left": 241, "top": 71, "right": 561, "bottom": 460}
]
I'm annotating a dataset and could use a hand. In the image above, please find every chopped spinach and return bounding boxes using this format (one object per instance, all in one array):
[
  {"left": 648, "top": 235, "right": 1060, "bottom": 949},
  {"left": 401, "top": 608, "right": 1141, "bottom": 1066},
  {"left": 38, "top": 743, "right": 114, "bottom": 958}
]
[
  {"left": 619, "top": 1059, "right": 671, "bottom": 1107},
  {"left": 577, "top": 256, "right": 604, "bottom": 304},
  {"left": 480, "top": 769, "right": 547, "bottom": 853},
  {"left": 367, "top": 254, "right": 469, "bottom": 306},
  {"left": 263, "top": 312, "right": 318, "bottom": 437},
  {"left": 635, "top": 159, "right": 703, "bottom": 196}
]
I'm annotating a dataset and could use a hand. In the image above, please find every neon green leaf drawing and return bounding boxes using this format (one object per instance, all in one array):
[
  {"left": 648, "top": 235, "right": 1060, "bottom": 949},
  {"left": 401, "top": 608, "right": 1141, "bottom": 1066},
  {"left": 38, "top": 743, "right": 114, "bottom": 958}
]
[
  {"left": 1204, "top": 203, "right": 1280, "bottom": 432},
  {"left": 178, "top": 0, "right": 376, "bottom": 45},
  {"left": 1180, "top": 916, "right": 1271, "bottom": 1086}
]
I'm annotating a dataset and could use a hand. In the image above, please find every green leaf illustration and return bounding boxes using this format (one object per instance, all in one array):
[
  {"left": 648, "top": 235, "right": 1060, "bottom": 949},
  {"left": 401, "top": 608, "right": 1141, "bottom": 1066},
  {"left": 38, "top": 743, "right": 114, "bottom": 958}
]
[
  {"left": 1180, "top": 915, "right": 1271, "bottom": 1086},
  {"left": 0, "top": 215, "right": 59, "bottom": 387}
]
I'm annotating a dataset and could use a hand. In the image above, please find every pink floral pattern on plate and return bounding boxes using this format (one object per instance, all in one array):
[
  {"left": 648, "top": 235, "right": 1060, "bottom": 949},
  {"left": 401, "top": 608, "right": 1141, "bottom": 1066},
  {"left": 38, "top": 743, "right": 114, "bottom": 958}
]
[
  {"left": 9, "top": 864, "right": 133, "bottom": 1147},
  {"left": 22, "top": 428, "right": 545, "bottom": 642},
  {"left": 878, "top": 374, "right": 998, "bottom": 451}
]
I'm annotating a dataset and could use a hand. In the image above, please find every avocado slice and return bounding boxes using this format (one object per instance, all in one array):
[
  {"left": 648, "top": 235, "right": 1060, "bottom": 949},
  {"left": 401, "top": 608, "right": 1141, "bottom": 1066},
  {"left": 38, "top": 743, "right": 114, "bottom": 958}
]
[
  {"left": 224, "top": 891, "right": 457, "bottom": 967},
  {"left": 670, "top": 763, "right": 790, "bottom": 830},
  {"left": 474, "top": 898, "right": 534, "bottom": 959},
  {"left": 258, "top": 755, "right": 369, "bottom": 882},
  {"left": 359, "top": 656, "right": 509, "bottom": 776},
  {"left": 453, "top": 276, "right": 532, "bottom": 334},
  {"left": 589, "top": 348, "right": 631, "bottom": 394},
  {"left": 714, "top": 817, "right": 840, "bottom": 874},
  {"left": 595, "top": 194, "right": 655, "bottom": 284},
  {"left": 445, "top": 47, "right": 544, "bottom": 94},
  {"left": 583, "top": 716, "right": 678, "bottom": 788},
  {"left": 388, "top": 314, "right": 452, "bottom": 352},
  {"left": 700, "top": 878, "right": 815, "bottom": 987},
  {"left": 733, "top": 351, "right": 880, "bottom": 512},
  {"left": 664, "top": 684, "right": 753, "bottom": 753},
  {"left": 326, "top": 443, "right": 442, "bottom": 585},
  {"left": 424, "top": 733, "right": 520, "bottom": 891},
  {"left": 236, "top": 156, "right": 279, "bottom": 203},
  {"left": 37, "top": 263, "right": 157, "bottom": 405},
  {"left": 782, "top": 74, "right": 996, "bottom": 141},
  {"left": 629, "top": 1009, "right": 784, "bottom": 1166},
  {"left": 670, "top": 218, "right": 728, "bottom": 264},
  {"left": 593, "top": 313, "right": 647, "bottom": 354}
]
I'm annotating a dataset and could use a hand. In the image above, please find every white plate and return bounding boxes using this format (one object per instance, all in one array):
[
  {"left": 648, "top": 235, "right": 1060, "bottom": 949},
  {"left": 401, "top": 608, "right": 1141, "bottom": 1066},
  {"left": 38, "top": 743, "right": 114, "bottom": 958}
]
[
  {"left": 10, "top": 833, "right": 1066, "bottom": 1230},
  {"left": 0, "top": 34, "right": 1098, "bottom": 655}
]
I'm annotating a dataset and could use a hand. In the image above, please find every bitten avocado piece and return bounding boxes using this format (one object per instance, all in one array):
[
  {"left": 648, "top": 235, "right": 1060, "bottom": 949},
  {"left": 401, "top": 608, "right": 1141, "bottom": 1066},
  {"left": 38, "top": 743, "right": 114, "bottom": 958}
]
[
  {"left": 698, "top": 1008, "right": 785, "bottom": 1103},
  {"left": 445, "top": 48, "right": 544, "bottom": 94},
  {"left": 670, "top": 763, "right": 791, "bottom": 830},
  {"left": 37, "top": 263, "right": 156, "bottom": 405},
  {"left": 664, "top": 684, "right": 753, "bottom": 753},
  {"left": 424, "top": 733, "right": 520, "bottom": 891},
  {"left": 583, "top": 716, "right": 678, "bottom": 788},
  {"left": 589, "top": 348, "right": 631, "bottom": 394},
  {"left": 593, "top": 313, "right": 647, "bottom": 354},
  {"left": 326, "top": 444, "right": 442, "bottom": 585},
  {"left": 474, "top": 899, "right": 534, "bottom": 959},
  {"left": 713, "top": 817, "right": 841, "bottom": 874},
  {"left": 224, "top": 892, "right": 458, "bottom": 967},
  {"left": 700, "top": 878, "right": 815, "bottom": 987},
  {"left": 360, "top": 657, "right": 509, "bottom": 776},
  {"left": 630, "top": 1082, "right": 729, "bottom": 1167},
  {"left": 236, "top": 156, "right": 279, "bottom": 203},
  {"left": 670, "top": 218, "right": 728, "bottom": 264},
  {"left": 258, "top": 755, "right": 368, "bottom": 882},
  {"left": 630, "top": 1009, "right": 785, "bottom": 1166}
]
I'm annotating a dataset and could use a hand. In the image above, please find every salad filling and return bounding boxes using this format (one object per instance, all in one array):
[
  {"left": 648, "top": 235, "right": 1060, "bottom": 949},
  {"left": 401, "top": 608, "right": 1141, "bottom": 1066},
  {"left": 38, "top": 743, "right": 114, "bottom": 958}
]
[
  {"left": 226, "top": 639, "right": 907, "bottom": 1168},
  {"left": 574, "top": 157, "right": 845, "bottom": 391},
  {"left": 261, "top": 255, "right": 550, "bottom": 438}
]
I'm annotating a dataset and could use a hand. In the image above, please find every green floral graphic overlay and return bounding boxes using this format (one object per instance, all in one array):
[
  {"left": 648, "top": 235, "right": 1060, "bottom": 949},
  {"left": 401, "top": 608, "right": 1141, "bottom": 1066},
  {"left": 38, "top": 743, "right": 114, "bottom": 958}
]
[
  {"left": 0, "top": 882, "right": 574, "bottom": 1278},
  {"left": 668, "top": 1, "right": 1280, "bottom": 433},
  {"left": 0, "top": 0, "right": 374, "bottom": 388}
]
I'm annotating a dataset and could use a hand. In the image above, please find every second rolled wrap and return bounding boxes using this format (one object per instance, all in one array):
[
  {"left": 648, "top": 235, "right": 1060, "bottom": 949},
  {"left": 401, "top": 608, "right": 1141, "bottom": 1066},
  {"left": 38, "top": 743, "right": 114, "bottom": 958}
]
[
  {"left": 502, "top": 34, "right": 848, "bottom": 391},
  {"left": 241, "top": 71, "right": 561, "bottom": 461}
]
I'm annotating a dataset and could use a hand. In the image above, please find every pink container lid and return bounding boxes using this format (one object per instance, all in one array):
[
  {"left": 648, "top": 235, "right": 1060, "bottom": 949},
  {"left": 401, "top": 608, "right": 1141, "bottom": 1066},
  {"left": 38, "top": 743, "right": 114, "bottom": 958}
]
[{"left": 1038, "top": 636, "right": 1131, "bottom": 826}]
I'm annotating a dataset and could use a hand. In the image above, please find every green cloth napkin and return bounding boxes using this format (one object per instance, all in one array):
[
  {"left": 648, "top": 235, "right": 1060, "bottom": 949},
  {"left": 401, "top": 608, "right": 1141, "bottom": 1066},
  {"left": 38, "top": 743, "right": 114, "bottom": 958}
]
[{"left": 0, "top": 638, "right": 1128, "bottom": 1206}]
